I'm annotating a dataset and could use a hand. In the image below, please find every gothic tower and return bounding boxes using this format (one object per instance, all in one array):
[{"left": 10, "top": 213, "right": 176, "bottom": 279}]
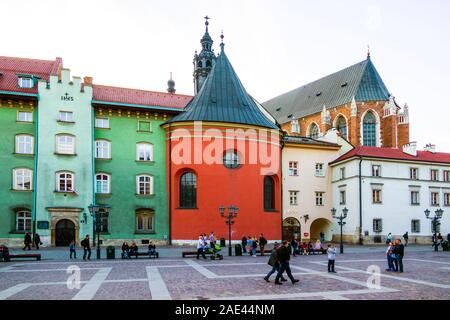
[{"left": 193, "top": 16, "right": 216, "bottom": 94}]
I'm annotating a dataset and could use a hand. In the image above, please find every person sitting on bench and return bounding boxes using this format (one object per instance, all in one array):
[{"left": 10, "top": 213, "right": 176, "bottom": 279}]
[
  {"left": 121, "top": 242, "right": 130, "bottom": 259},
  {"left": 308, "top": 242, "right": 315, "bottom": 254},
  {"left": 130, "top": 242, "right": 138, "bottom": 257},
  {"left": 148, "top": 241, "right": 156, "bottom": 256},
  {"left": 314, "top": 240, "right": 323, "bottom": 254}
]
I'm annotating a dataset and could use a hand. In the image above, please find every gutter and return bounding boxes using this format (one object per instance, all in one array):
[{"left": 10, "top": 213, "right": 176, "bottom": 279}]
[
  {"left": 358, "top": 156, "right": 363, "bottom": 245},
  {"left": 92, "top": 100, "right": 184, "bottom": 113},
  {"left": 0, "top": 90, "right": 38, "bottom": 98}
]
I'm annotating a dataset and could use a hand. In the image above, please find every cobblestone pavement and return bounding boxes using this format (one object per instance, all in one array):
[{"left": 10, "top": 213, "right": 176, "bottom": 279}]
[{"left": 1, "top": 249, "right": 449, "bottom": 300}]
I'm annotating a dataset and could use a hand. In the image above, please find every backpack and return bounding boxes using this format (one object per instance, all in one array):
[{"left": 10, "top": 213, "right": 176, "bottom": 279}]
[{"left": 80, "top": 239, "right": 88, "bottom": 247}]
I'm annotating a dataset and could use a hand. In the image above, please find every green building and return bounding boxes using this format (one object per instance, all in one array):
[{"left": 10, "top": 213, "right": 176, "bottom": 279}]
[{"left": 0, "top": 56, "right": 191, "bottom": 247}]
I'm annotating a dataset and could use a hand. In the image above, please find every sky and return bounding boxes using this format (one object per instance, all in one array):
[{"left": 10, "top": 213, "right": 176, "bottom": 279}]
[{"left": 1, "top": 0, "right": 449, "bottom": 151}]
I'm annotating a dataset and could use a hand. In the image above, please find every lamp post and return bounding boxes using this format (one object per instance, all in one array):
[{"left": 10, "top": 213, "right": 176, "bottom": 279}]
[
  {"left": 425, "top": 208, "right": 444, "bottom": 252},
  {"left": 331, "top": 207, "right": 348, "bottom": 254},
  {"left": 219, "top": 204, "right": 238, "bottom": 256},
  {"left": 88, "top": 204, "right": 110, "bottom": 259}
]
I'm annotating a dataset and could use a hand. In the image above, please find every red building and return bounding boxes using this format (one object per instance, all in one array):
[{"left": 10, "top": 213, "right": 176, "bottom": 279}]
[{"left": 163, "top": 24, "right": 282, "bottom": 243}]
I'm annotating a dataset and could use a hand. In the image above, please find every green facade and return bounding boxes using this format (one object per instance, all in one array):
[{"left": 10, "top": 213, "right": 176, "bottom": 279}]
[{"left": 0, "top": 99, "right": 36, "bottom": 245}]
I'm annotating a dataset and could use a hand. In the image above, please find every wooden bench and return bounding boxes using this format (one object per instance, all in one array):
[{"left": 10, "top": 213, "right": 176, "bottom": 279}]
[
  {"left": 182, "top": 251, "right": 214, "bottom": 258},
  {"left": 122, "top": 251, "right": 159, "bottom": 259},
  {"left": 7, "top": 254, "right": 41, "bottom": 261},
  {"left": 256, "top": 249, "right": 272, "bottom": 254}
]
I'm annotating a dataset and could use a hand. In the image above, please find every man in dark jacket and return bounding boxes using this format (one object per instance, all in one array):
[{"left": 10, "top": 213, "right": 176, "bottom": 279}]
[
  {"left": 264, "top": 243, "right": 287, "bottom": 282},
  {"left": 393, "top": 239, "right": 404, "bottom": 273},
  {"left": 259, "top": 234, "right": 267, "bottom": 256},
  {"left": 23, "top": 232, "right": 32, "bottom": 250},
  {"left": 274, "top": 240, "right": 300, "bottom": 285},
  {"left": 241, "top": 235, "right": 247, "bottom": 254},
  {"left": 81, "top": 235, "right": 91, "bottom": 261},
  {"left": 33, "top": 233, "right": 41, "bottom": 250}
]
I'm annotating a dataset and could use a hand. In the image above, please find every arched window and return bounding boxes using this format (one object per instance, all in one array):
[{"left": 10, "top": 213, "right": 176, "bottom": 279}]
[
  {"left": 136, "top": 143, "right": 153, "bottom": 161},
  {"left": 15, "top": 135, "right": 34, "bottom": 154},
  {"left": 95, "top": 140, "right": 111, "bottom": 159},
  {"left": 363, "top": 112, "right": 377, "bottom": 146},
  {"left": 180, "top": 172, "right": 197, "bottom": 208},
  {"left": 206, "top": 60, "right": 212, "bottom": 68},
  {"left": 308, "top": 123, "right": 320, "bottom": 139},
  {"left": 95, "top": 173, "right": 110, "bottom": 194},
  {"left": 136, "top": 175, "right": 153, "bottom": 195},
  {"left": 13, "top": 168, "right": 33, "bottom": 190},
  {"left": 264, "top": 176, "right": 275, "bottom": 211},
  {"left": 335, "top": 116, "right": 348, "bottom": 140}
]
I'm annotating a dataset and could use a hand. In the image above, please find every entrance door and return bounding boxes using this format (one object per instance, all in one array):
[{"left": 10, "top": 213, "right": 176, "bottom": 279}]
[
  {"left": 283, "top": 217, "right": 301, "bottom": 241},
  {"left": 55, "top": 219, "right": 75, "bottom": 247}
]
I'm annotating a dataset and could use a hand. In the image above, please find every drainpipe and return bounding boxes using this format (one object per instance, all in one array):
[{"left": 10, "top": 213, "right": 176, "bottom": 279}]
[
  {"left": 91, "top": 106, "right": 96, "bottom": 246},
  {"left": 168, "top": 123, "right": 172, "bottom": 245},
  {"left": 358, "top": 156, "right": 363, "bottom": 245},
  {"left": 32, "top": 101, "right": 39, "bottom": 241},
  {"left": 280, "top": 131, "right": 285, "bottom": 242}
]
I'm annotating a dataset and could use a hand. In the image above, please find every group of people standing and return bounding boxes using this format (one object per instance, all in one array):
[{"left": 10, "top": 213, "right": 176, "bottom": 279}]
[
  {"left": 241, "top": 234, "right": 268, "bottom": 256},
  {"left": 385, "top": 239, "right": 405, "bottom": 272},
  {"left": 196, "top": 232, "right": 217, "bottom": 259}
]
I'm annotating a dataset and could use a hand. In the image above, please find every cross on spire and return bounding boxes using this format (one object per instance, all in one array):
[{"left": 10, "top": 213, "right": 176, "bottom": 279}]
[
  {"left": 367, "top": 44, "right": 371, "bottom": 59},
  {"left": 204, "top": 15, "right": 210, "bottom": 31}
]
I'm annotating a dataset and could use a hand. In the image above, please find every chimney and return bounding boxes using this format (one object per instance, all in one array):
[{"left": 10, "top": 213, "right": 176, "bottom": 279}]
[
  {"left": 402, "top": 142, "right": 417, "bottom": 156},
  {"left": 424, "top": 143, "right": 436, "bottom": 153},
  {"left": 83, "top": 76, "right": 93, "bottom": 85}
]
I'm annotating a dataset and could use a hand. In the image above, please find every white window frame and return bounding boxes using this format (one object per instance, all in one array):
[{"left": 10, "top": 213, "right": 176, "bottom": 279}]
[
  {"left": 410, "top": 168, "right": 419, "bottom": 180},
  {"left": 315, "top": 192, "right": 324, "bottom": 206},
  {"left": 59, "top": 111, "right": 74, "bottom": 122},
  {"left": 56, "top": 134, "right": 75, "bottom": 154},
  {"left": 289, "top": 191, "right": 298, "bottom": 206},
  {"left": 291, "top": 120, "right": 300, "bottom": 133},
  {"left": 136, "top": 175, "right": 154, "bottom": 195},
  {"left": 444, "top": 170, "right": 450, "bottom": 182},
  {"left": 372, "top": 165, "right": 381, "bottom": 177},
  {"left": 95, "top": 117, "right": 110, "bottom": 129},
  {"left": 340, "top": 190, "right": 346, "bottom": 205},
  {"left": 430, "top": 169, "right": 439, "bottom": 181},
  {"left": 18, "top": 77, "right": 33, "bottom": 88},
  {"left": 288, "top": 162, "right": 298, "bottom": 176},
  {"left": 15, "top": 134, "right": 34, "bottom": 154},
  {"left": 372, "top": 189, "right": 382, "bottom": 204},
  {"left": 13, "top": 168, "right": 33, "bottom": 190},
  {"left": 95, "top": 140, "right": 111, "bottom": 159},
  {"left": 315, "top": 163, "right": 324, "bottom": 177},
  {"left": 136, "top": 143, "right": 153, "bottom": 161},
  {"left": 340, "top": 167, "right": 346, "bottom": 179},
  {"left": 56, "top": 171, "right": 74, "bottom": 192},
  {"left": 17, "top": 111, "right": 33, "bottom": 122},
  {"left": 444, "top": 193, "right": 450, "bottom": 206},
  {"left": 16, "top": 210, "right": 32, "bottom": 232},
  {"left": 410, "top": 191, "right": 420, "bottom": 205},
  {"left": 95, "top": 173, "right": 111, "bottom": 194},
  {"left": 430, "top": 191, "right": 440, "bottom": 206}
]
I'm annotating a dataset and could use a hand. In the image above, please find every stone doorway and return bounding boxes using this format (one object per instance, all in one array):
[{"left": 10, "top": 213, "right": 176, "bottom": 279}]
[{"left": 55, "top": 219, "right": 75, "bottom": 246}]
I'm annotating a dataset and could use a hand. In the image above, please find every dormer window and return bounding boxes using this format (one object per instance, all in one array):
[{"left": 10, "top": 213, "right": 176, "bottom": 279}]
[{"left": 18, "top": 77, "right": 34, "bottom": 89}]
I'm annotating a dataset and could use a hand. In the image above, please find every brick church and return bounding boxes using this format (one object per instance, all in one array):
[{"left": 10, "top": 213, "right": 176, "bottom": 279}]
[{"left": 263, "top": 53, "right": 410, "bottom": 149}]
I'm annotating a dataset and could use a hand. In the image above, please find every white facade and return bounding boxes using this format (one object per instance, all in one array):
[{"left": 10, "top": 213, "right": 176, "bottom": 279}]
[{"left": 330, "top": 149, "right": 450, "bottom": 244}]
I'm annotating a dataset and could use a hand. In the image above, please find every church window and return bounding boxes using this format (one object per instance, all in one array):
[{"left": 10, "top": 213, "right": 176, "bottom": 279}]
[
  {"left": 362, "top": 112, "right": 377, "bottom": 146},
  {"left": 264, "top": 176, "right": 276, "bottom": 211},
  {"left": 223, "top": 150, "right": 240, "bottom": 169},
  {"left": 180, "top": 172, "right": 197, "bottom": 208},
  {"left": 335, "top": 116, "right": 348, "bottom": 140},
  {"left": 308, "top": 123, "right": 320, "bottom": 139}
]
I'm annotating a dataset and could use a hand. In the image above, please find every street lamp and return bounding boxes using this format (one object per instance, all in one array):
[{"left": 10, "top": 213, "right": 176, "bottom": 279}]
[
  {"left": 425, "top": 208, "right": 444, "bottom": 252},
  {"left": 331, "top": 207, "right": 348, "bottom": 254},
  {"left": 219, "top": 204, "right": 238, "bottom": 256},
  {"left": 88, "top": 204, "right": 110, "bottom": 259}
]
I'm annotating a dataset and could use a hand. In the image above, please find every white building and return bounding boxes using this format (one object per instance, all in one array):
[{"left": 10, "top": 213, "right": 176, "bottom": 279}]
[
  {"left": 329, "top": 142, "right": 450, "bottom": 244},
  {"left": 281, "top": 130, "right": 352, "bottom": 242}
]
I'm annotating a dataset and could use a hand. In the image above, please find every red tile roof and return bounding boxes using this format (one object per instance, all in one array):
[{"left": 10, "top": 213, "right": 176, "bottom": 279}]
[
  {"left": 92, "top": 84, "right": 192, "bottom": 110},
  {"left": 0, "top": 56, "right": 62, "bottom": 94},
  {"left": 330, "top": 146, "right": 450, "bottom": 165}
]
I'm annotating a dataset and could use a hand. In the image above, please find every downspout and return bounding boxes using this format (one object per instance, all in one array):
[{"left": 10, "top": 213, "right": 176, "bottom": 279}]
[
  {"left": 91, "top": 106, "right": 96, "bottom": 245},
  {"left": 168, "top": 123, "right": 172, "bottom": 245},
  {"left": 359, "top": 156, "right": 363, "bottom": 245},
  {"left": 280, "top": 131, "right": 285, "bottom": 242},
  {"left": 32, "top": 100, "right": 39, "bottom": 240}
]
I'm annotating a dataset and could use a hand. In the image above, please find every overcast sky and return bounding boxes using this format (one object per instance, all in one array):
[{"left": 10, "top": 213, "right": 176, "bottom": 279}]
[{"left": 2, "top": 0, "right": 449, "bottom": 151}]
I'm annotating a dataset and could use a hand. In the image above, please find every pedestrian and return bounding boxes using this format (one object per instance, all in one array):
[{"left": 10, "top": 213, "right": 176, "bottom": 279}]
[
  {"left": 393, "top": 239, "right": 404, "bottom": 273},
  {"left": 274, "top": 240, "right": 299, "bottom": 285},
  {"left": 209, "top": 232, "right": 215, "bottom": 249},
  {"left": 23, "top": 232, "right": 32, "bottom": 250},
  {"left": 290, "top": 238, "right": 298, "bottom": 256},
  {"left": 437, "top": 233, "right": 443, "bottom": 247},
  {"left": 259, "top": 233, "right": 267, "bottom": 256},
  {"left": 241, "top": 235, "right": 247, "bottom": 254},
  {"left": 447, "top": 233, "right": 450, "bottom": 243},
  {"left": 264, "top": 242, "right": 287, "bottom": 282},
  {"left": 386, "top": 233, "right": 392, "bottom": 245},
  {"left": 33, "top": 233, "right": 42, "bottom": 250},
  {"left": 247, "top": 236, "right": 253, "bottom": 256},
  {"left": 432, "top": 233, "right": 438, "bottom": 251},
  {"left": 81, "top": 235, "right": 91, "bottom": 261},
  {"left": 196, "top": 235, "right": 206, "bottom": 259},
  {"left": 320, "top": 232, "right": 325, "bottom": 243},
  {"left": 403, "top": 232, "right": 409, "bottom": 247},
  {"left": 69, "top": 240, "right": 77, "bottom": 259},
  {"left": 327, "top": 244, "right": 337, "bottom": 273},
  {"left": 252, "top": 236, "right": 258, "bottom": 257},
  {"left": 385, "top": 242, "right": 395, "bottom": 271}
]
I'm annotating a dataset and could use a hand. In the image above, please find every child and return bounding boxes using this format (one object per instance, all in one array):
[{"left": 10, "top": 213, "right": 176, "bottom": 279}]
[
  {"left": 327, "top": 244, "right": 337, "bottom": 273},
  {"left": 69, "top": 240, "right": 76, "bottom": 259}
]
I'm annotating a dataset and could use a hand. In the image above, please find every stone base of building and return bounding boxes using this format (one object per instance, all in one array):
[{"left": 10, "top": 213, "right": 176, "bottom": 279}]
[
  {"left": 332, "top": 234, "right": 436, "bottom": 245},
  {"left": 171, "top": 239, "right": 282, "bottom": 246},
  {"left": 0, "top": 238, "right": 24, "bottom": 248}
]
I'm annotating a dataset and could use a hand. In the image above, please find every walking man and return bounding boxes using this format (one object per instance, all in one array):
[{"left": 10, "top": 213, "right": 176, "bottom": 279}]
[
  {"left": 241, "top": 235, "right": 247, "bottom": 254},
  {"left": 393, "top": 239, "right": 404, "bottom": 273},
  {"left": 196, "top": 235, "right": 206, "bottom": 259},
  {"left": 274, "top": 240, "right": 300, "bottom": 285},
  {"left": 259, "top": 233, "right": 267, "bottom": 256},
  {"left": 264, "top": 242, "right": 287, "bottom": 282},
  {"left": 23, "top": 232, "right": 32, "bottom": 250},
  {"left": 209, "top": 231, "right": 215, "bottom": 250},
  {"left": 403, "top": 232, "right": 409, "bottom": 247},
  {"left": 81, "top": 235, "right": 91, "bottom": 261},
  {"left": 327, "top": 244, "right": 337, "bottom": 273},
  {"left": 33, "top": 233, "right": 41, "bottom": 250}
]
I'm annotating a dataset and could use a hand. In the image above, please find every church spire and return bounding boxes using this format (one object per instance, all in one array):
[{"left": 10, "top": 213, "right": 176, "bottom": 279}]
[
  {"left": 220, "top": 30, "right": 225, "bottom": 52},
  {"left": 193, "top": 16, "right": 217, "bottom": 95}
]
